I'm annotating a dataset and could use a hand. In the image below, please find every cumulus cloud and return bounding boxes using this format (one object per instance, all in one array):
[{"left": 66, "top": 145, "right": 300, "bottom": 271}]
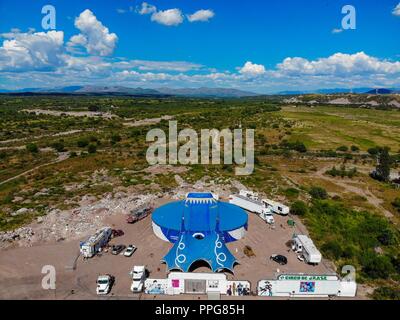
[
  {"left": 68, "top": 9, "right": 118, "bottom": 56},
  {"left": 392, "top": 3, "right": 400, "bottom": 16},
  {"left": 239, "top": 61, "right": 266, "bottom": 76},
  {"left": 138, "top": 2, "right": 157, "bottom": 15},
  {"left": 114, "top": 59, "right": 203, "bottom": 72},
  {"left": 277, "top": 52, "right": 400, "bottom": 76},
  {"left": 187, "top": 9, "right": 215, "bottom": 22},
  {"left": 151, "top": 8, "right": 184, "bottom": 26},
  {"left": 0, "top": 30, "right": 65, "bottom": 71}
]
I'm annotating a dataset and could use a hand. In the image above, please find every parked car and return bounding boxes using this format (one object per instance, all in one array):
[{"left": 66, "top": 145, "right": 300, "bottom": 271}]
[
  {"left": 270, "top": 254, "right": 288, "bottom": 265},
  {"left": 126, "top": 206, "right": 152, "bottom": 224},
  {"left": 96, "top": 274, "right": 115, "bottom": 295},
  {"left": 112, "top": 229, "right": 124, "bottom": 238},
  {"left": 111, "top": 244, "right": 126, "bottom": 255},
  {"left": 124, "top": 245, "right": 137, "bottom": 257}
]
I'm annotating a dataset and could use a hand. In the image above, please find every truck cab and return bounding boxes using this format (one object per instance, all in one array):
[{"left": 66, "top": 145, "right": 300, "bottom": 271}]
[
  {"left": 130, "top": 266, "right": 146, "bottom": 293},
  {"left": 260, "top": 208, "right": 275, "bottom": 224},
  {"left": 96, "top": 274, "right": 114, "bottom": 295}
]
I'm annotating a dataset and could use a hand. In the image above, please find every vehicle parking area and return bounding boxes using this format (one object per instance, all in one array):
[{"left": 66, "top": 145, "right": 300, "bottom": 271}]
[{"left": 0, "top": 197, "right": 332, "bottom": 299}]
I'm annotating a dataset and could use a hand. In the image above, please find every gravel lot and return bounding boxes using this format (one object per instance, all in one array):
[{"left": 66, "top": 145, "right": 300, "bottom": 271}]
[{"left": 0, "top": 195, "right": 335, "bottom": 300}]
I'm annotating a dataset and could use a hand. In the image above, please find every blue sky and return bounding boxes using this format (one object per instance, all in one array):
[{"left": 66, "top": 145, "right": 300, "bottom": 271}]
[{"left": 0, "top": 0, "right": 399, "bottom": 93}]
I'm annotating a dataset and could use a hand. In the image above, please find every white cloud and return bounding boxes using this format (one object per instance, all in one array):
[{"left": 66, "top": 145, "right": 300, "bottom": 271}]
[
  {"left": 114, "top": 60, "right": 203, "bottom": 72},
  {"left": 392, "top": 3, "right": 400, "bottom": 16},
  {"left": 151, "top": 8, "right": 184, "bottom": 26},
  {"left": 277, "top": 52, "right": 400, "bottom": 76},
  {"left": 187, "top": 9, "right": 215, "bottom": 22},
  {"left": 332, "top": 28, "right": 343, "bottom": 34},
  {"left": 138, "top": 2, "right": 157, "bottom": 15},
  {"left": 239, "top": 61, "right": 266, "bottom": 76},
  {"left": 0, "top": 30, "right": 65, "bottom": 71},
  {"left": 68, "top": 9, "right": 118, "bottom": 56}
]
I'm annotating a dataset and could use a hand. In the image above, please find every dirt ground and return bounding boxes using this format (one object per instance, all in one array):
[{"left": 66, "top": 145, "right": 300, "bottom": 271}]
[{"left": 0, "top": 196, "right": 342, "bottom": 300}]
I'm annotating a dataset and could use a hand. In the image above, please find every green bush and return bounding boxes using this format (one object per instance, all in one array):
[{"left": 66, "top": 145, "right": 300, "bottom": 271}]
[
  {"left": 361, "top": 253, "right": 394, "bottom": 279},
  {"left": 321, "top": 241, "right": 343, "bottom": 260},
  {"left": 290, "top": 200, "right": 308, "bottom": 216},
  {"left": 351, "top": 145, "right": 360, "bottom": 152},
  {"left": 373, "top": 286, "right": 400, "bottom": 300},
  {"left": 51, "top": 141, "right": 65, "bottom": 152},
  {"left": 284, "top": 188, "right": 299, "bottom": 198},
  {"left": 391, "top": 197, "right": 400, "bottom": 212},
  {"left": 26, "top": 143, "right": 38, "bottom": 153},
  {"left": 87, "top": 144, "right": 97, "bottom": 154},
  {"left": 336, "top": 145, "right": 348, "bottom": 152},
  {"left": 309, "top": 186, "right": 328, "bottom": 199},
  {"left": 77, "top": 138, "right": 89, "bottom": 148}
]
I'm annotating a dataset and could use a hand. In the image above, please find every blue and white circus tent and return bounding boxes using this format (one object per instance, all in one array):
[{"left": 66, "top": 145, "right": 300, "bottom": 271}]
[{"left": 152, "top": 192, "right": 248, "bottom": 273}]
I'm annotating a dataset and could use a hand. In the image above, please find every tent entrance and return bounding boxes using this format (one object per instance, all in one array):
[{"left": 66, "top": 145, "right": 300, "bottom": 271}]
[{"left": 185, "top": 279, "right": 206, "bottom": 294}]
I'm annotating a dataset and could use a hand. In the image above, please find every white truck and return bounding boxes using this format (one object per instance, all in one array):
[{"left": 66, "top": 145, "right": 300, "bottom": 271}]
[
  {"left": 262, "top": 198, "right": 290, "bottom": 216},
  {"left": 292, "top": 235, "right": 322, "bottom": 265},
  {"left": 130, "top": 265, "right": 146, "bottom": 293},
  {"left": 80, "top": 227, "right": 112, "bottom": 258},
  {"left": 229, "top": 191, "right": 274, "bottom": 224},
  {"left": 96, "top": 274, "right": 114, "bottom": 295}
]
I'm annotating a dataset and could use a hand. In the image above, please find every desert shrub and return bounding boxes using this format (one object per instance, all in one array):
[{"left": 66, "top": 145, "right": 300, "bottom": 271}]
[
  {"left": 309, "top": 186, "right": 328, "bottom": 199},
  {"left": 373, "top": 286, "right": 400, "bottom": 300},
  {"left": 336, "top": 145, "right": 348, "bottom": 152},
  {"left": 51, "top": 141, "right": 65, "bottom": 152},
  {"left": 87, "top": 144, "right": 97, "bottom": 154},
  {"left": 321, "top": 241, "right": 343, "bottom": 260},
  {"left": 392, "top": 198, "right": 400, "bottom": 212},
  {"left": 351, "top": 145, "right": 360, "bottom": 152},
  {"left": 290, "top": 200, "right": 308, "bottom": 216},
  {"left": 26, "top": 143, "right": 38, "bottom": 153},
  {"left": 360, "top": 253, "right": 394, "bottom": 279},
  {"left": 284, "top": 188, "right": 299, "bottom": 198},
  {"left": 77, "top": 138, "right": 89, "bottom": 148}
]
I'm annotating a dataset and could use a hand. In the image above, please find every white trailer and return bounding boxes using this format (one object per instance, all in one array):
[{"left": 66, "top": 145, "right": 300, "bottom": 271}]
[
  {"left": 80, "top": 227, "right": 112, "bottom": 258},
  {"left": 229, "top": 193, "right": 274, "bottom": 224},
  {"left": 292, "top": 235, "right": 322, "bottom": 265},
  {"left": 262, "top": 198, "right": 290, "bottom": 216}
]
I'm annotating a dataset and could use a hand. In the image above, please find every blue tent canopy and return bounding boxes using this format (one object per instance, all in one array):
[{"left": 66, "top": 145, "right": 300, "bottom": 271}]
[{"left": 152, "top": 193, "right": 248, "bottom": 273}]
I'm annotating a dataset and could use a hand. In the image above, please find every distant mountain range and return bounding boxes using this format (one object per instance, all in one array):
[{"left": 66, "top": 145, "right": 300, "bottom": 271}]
[
  {"left": 0, "top": 85, "right": 259, "bottom": 98},
  {"left": 1, "top": 85, "right": 399, "bottom": 97},
  {"left": 277, "top": 88, "right": 400, "bottom": 95}
]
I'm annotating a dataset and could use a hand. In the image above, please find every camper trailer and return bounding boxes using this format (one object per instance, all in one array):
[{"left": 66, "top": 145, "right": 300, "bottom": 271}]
[
  {"left": 229, "top": 191, "right": 274, "bottom": 224},
  {"left": 80, "top": 227, "right": 112, "bottom": 258},
  {"left": 262, "top": 199, "right": 290, "bottom": 216},
  {"left": 292, "top": 235, "right": 322, "bottom": 265}
]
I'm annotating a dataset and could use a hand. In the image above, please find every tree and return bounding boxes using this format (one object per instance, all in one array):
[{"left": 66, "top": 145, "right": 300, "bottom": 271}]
[
  {"left": 88, "top": 105, "right": 100, "bottom": 112},
  {"left": 336, "top": 145, "right": 348, "bottom": 152},
  {"left": 77, "top": 138, "right": 89, "bottom": 148},
  {"left": 351, "top": 145, "right": 360, "bottom": 152},
  {"left": 375, "top": 147, "right": 392, "bottom": 182},
  {"left": 361, "top": 253, "right": 394, "bottom": 279},
  {"left": 290, "top": 201, "right": 308, "bottom": 216},
  {"left": 392, "top": 197, "right": 400, "bottom": 212},
  {"left": 110, "top": 134, "right": 121, "bottom": 145},
  {"left": 87, "top": 144, "right": 97, "bottom": 154},
  {"left": 26, "top": 143, "right": 38, "bottom": 153},
  {"left": 51, "top": 141, "right": 65, "bottom": 152},
  {"left": 309, "top": 186, "right": 328, "bottom": 200}
]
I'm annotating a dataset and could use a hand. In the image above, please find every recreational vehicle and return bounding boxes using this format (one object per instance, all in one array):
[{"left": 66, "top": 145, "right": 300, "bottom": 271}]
[
  {"left": 292, "top": 235, "right": 322, "bottom": 265},
  {"left": 262, "top": 198, "right": 290, "bottom": 216},
  {"left": 79, "top": 227, "right": 112, "bottom": 258}
]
